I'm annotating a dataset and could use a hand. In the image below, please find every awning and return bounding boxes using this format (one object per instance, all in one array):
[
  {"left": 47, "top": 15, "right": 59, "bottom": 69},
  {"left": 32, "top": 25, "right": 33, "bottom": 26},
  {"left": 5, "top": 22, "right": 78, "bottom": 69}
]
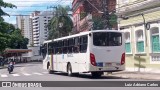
[
  {"left": 2, "top": 49, "right": 32, "bottom": 57},
  {"left": 4, "top": 49, "right": 32, "bottom": 53}
]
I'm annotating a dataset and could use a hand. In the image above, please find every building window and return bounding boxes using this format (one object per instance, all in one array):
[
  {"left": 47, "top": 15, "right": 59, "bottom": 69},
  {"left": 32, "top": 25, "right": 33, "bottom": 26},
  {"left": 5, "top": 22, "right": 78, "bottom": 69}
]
[
  {"left": 136, "top": 30, "right": 144, "bottom": 53},
  {"left": 150, "top": 27, "right": 160, "bottom": 53},
  {"left": 125, "top": 32, "right": 131, "bottom": 53},
  {"left": 80, "top": 35, "right": 88, "bottom": 53},
  {"left": 150, "top": 56, "right": 160, "bottom": 64}
]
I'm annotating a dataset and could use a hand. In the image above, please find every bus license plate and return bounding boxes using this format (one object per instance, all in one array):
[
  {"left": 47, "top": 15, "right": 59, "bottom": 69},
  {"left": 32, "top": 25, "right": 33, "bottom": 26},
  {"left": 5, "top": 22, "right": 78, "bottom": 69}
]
[{"left": 105, "top": 63, "right": 112, "bottom": 67}]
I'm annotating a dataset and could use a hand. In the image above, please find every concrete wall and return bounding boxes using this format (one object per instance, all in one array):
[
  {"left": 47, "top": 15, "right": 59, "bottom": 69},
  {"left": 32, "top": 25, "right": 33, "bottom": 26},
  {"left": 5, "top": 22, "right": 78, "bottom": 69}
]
[{"left": 22, "top": 47, "right": 43, "bottom": 61}]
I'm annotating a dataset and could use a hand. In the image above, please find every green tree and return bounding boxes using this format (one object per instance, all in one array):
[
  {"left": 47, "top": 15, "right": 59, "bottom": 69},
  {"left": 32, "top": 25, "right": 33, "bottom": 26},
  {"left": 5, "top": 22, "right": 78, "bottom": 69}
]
[
  {"left": 48, "top": 5, "right": 73, "bottom": 39},
  {"left": 108, "top": 13, "right": 117, "bottom": 28},
  {"left": 0, "top": 32, "right": 9, "bottom": 52},
  {"left": 0, "top": 0, "right": 16, "bottom": 52},
  {"left": 8, "top": 29, "right": 29, "bottom": 49},
  {"left": 0, "top": 0, "right": 16, "bottom": 16},
  {"left": 0, "top": 22, "right": 15, "bottom": 52},
  {"left": 92, "top": 16, "right": 105, "bottom": 30}
]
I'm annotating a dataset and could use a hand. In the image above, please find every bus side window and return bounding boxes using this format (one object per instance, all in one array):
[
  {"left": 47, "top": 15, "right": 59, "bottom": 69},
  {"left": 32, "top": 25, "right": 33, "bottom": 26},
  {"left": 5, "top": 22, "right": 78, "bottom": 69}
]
[
  {"left": 80, "top": 35, "right": 88, "bottom": 53},
  {"left": 73, "top": 37, "right": 79, "bottom": 53},
  {"left": 62, "top": 40, "right": 68, "bottom": 54},
  {"left": 42, "top": 44, "right": 47, "bottom": 58},
  {"left": 52, "top": 42, "right": 56, "bottom": 54},
  {"left": 55, "top": 42, "right": 59, "bottom": 54},
  {"left": 48, "top": 42, "right": 52, "bottom": 55},
  {"left": 68, "top": 38, "right": 72, "bottom": 53},
  {"left": 58, "top": 41, "right": 63, "bottom": 54}
]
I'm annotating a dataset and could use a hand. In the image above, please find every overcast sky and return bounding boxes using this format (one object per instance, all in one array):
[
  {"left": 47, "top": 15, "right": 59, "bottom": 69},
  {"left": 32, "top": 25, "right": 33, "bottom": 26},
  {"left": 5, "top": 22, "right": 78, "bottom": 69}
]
[{"left": 2, "top": 0, "right": 72, "bottom": 24}]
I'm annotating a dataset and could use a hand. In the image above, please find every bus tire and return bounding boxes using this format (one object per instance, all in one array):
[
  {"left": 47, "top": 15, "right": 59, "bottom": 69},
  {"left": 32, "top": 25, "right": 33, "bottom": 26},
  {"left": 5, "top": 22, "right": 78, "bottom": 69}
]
[
  {"left": 67, "top": 64, "right": 72, "bottom": 76},
  {"left": 91, "top": 72, "right": 103, "bottom": 78}
]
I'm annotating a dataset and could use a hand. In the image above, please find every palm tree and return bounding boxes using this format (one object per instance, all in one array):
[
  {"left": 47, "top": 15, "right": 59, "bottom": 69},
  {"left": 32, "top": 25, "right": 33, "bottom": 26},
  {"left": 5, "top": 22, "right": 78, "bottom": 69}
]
[{"left": 48, "top": 5, "right": 73, "bottom": 39}]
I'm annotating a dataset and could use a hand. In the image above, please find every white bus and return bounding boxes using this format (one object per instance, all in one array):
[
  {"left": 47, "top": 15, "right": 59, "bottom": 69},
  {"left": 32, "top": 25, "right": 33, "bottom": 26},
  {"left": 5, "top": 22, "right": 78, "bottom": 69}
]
[{"left": 42, "top": 30, "right": 125, "bottom": 77}]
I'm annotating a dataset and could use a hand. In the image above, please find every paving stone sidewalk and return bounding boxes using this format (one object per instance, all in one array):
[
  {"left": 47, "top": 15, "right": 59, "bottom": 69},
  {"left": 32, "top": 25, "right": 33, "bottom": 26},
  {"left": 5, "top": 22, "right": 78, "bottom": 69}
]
[{"left": 110, "top": 71, "right": 160, "bottom": 80}]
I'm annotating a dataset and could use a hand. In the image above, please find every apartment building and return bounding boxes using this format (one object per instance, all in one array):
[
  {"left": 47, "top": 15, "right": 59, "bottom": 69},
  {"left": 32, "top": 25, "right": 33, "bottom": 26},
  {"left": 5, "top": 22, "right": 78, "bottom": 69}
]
[
  {"left": 16, "top": 15, "right": 33, "bottom": 46},
  {"left": 17, "top": 11, "right": 53, "bottom": 61},
  {"left": 117, "top": 0, "right": 160, "bottom": 73},
  {"left": 31, "top": 11, "right": 53, "bottom": 46}
]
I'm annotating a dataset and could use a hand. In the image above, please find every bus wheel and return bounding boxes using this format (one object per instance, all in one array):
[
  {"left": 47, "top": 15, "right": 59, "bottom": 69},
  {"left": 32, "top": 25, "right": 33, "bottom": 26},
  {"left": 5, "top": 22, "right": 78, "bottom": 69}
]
[
  {"left": 91, "top": 72, "right": 103, "bottom": 78},
  {"left": 67, "top": 64, "right": 72, "bottom": 76}
]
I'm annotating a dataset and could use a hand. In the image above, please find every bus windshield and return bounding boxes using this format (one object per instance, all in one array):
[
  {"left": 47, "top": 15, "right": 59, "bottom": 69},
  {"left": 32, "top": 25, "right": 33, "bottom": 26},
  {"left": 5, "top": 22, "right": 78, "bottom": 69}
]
[{"left": 93, "top": 32, "right": 122, "bottom": 46}]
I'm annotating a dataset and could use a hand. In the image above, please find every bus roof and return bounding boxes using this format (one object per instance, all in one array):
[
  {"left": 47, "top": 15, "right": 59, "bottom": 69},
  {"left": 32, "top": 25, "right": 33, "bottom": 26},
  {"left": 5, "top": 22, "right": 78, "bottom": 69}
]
[
  {"left": 43, "top": 40, "right": 52, "bottom": 44},
  {"left": 43, "top": 30, "right": 122, "bottom": 44}
]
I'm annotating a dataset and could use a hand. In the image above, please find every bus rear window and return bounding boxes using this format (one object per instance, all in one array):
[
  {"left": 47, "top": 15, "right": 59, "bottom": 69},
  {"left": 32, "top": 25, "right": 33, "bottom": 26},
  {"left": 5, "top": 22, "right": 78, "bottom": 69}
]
[{"left": 93, "top": 32, "right": 122, "bottom": 46}]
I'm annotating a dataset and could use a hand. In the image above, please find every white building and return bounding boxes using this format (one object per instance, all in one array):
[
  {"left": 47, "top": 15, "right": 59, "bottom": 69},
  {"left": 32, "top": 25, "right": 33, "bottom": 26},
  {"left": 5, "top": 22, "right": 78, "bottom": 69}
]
[
  {"left": 17, "top": 11, "right": 53, "bottom": 61},
  {"left": 16, "top": 15, "right": 33, "bottom": 46},
  {"left": 31, "top": 11, "right": 53, "bottom": 46},
  {"left": 22, "top": 46, "right": 43, "bottom": 61}
]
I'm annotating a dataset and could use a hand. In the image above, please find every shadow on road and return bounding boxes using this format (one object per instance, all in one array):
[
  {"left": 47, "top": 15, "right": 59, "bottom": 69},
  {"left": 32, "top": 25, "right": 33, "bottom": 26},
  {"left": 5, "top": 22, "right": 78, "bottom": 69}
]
[{"left": 52, "top": 72, "right": 128, "bottom": 79}]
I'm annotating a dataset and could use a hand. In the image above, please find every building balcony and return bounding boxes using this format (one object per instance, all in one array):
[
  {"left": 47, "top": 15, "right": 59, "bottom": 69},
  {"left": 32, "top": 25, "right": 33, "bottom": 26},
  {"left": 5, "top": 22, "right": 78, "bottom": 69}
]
[
  {"left": 33, "top": 23, "right": 39, "bottom": 26},
  {"left": 117, "top": 0, "right": 160, "bottom": 15},
  {"left": 33, "top": 31, "right": 39, "bottom": 35},
  {"left": 33, "top": 26, "right": 39, "bottom": 29},
  {"left": 32, "top": 21, "right": 39, "bottom": 24},
  {"left": 32, "top": 16, "right": 39, "bottom": 20},
  {"left": 33, "top": 29, "right": 39, "bottom": 32},
  {"left": 32, "top": 18, "right": 39, "bottom": 23},
  {"left": 33, "top": 33, "right": 39, "bottom": 36},
  {"left": 33, "top": 35, "right": 39, "bottom": 38},
  {"left": 72, "top": 0, "right": 83, "bottom": 13},
  {"left": 33, "top": 25, "right": 39, "bottom": 29},
  {"left": 79, "top": 14, "right": 93, "bottom": 31},
  {"left": 33, "top": 38, "right": 39, "bottom": 41},
  {"left": 33, "top": 41, "right": 39, "bottom": 45}
]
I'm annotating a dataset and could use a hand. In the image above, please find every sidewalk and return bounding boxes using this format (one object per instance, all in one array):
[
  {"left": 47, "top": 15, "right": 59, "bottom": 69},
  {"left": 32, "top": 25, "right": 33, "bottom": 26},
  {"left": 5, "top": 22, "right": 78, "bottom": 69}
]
[
  {"left": 110, "top": 71, "right": 160, "bottom": 80},
  {"left": 0, "top": 65, "right": 7, "bottom": 69}
]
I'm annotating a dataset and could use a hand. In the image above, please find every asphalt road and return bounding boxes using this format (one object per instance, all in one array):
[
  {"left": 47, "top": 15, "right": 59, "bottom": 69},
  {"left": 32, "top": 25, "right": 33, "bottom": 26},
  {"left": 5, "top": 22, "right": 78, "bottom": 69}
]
[
  {"left": 0, "top": 62, "right": 159, "bottom": 90},
  {"left": 0, "top": 62, "right": 130, "bottom": 81}
]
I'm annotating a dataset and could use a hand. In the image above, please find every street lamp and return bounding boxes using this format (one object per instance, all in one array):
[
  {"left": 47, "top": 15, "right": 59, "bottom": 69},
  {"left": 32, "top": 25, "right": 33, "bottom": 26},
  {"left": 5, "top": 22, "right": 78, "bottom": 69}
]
[
  {"left": 141, "top": 13, "right": 148, "bottom": 47},
  {"left": 121, "top": 13, "right": 148, "bottom": 46}
]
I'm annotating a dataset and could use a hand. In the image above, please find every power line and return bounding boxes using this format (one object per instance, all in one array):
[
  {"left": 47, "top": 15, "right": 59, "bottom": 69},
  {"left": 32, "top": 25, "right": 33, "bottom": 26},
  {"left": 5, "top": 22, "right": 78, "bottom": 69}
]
[
  {"left": 5, "top": 0, "right": 71, "bottom": 2},
  {"left": 5, "top": 11, "right": 44, "bottom": 12},
  {"left": 13, "top": 6, "right": 48, "bottom": 7},
  {"left": 3, "top": 13, "right": 73, "bottom": 16}
]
